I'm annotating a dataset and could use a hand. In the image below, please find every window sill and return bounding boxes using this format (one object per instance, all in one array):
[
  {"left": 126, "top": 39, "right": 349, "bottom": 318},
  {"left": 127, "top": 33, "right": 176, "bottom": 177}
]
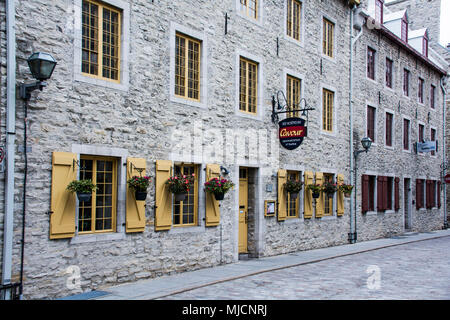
[
  {"left": 363, "top": 210, "right": 377, "bottom": 216},
  {"left": 284, "top": 35, "right": 304, "bottom": 48},
  {"left": 74, "top": 73, "right": 129, "bottom": 92},
  {"left": 70, "top": 232, "right": 126, "bottom": 245},
  {"left": 170, "top": 95, "right": 208, "bottom": 110},
  {"left": 318, "top": 215, "right": 336, "bottom": 221},
  {"left": 321, "top": 54, "right": 336, "bottom": 63},
  {"left": 168, "top": 225, "right": 205, "bottom": 234}
]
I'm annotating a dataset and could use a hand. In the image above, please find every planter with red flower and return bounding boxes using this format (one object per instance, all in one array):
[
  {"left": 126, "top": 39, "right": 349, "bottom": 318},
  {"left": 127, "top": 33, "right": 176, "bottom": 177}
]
[
  {"left": 284, "top": 180, "right": 303, "bottom": 199},
  {"left": 127, "top": 175, "right": 151, "bottom": 201},
  {"left": 166, "top": 173, "right": 195, "bottom": 201},
  {"left": 307, "top": 183, "right": 322, "bottom": 199},
  {"left": 322, "top": 181, "right": 338, "bottom": 196},
  {"left": 338, "top": 183, "right": 354, "bottom": 198},
  {"left": 204, "top": 177, "right": 234, "bottom": 201}
]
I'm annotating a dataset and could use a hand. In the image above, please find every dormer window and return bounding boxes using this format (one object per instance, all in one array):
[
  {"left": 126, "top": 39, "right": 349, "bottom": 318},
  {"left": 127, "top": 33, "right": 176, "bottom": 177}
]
[
  {"left": 375, "top": 0, "right": 384, "bottom": 24},
  {"left": 422, "top": 35, "right": 428, "bottom": 57},
  {"left": 401, "top": 16, "right": 408, "bottom": 42}
]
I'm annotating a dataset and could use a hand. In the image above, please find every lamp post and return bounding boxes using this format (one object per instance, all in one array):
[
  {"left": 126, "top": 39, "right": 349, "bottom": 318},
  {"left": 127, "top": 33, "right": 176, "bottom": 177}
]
[
  {"left": 349, "top": 137, "right": 372, "bottom": 244},
  {"left": 17, "top": 52, "right": 56, "bottom": 299}
]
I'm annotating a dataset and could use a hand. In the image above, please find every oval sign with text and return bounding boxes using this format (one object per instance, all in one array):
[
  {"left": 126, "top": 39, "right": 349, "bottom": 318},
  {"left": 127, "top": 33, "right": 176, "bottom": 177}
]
[{"left": 278, "top": 117, "right": 306, "bottom": 150}]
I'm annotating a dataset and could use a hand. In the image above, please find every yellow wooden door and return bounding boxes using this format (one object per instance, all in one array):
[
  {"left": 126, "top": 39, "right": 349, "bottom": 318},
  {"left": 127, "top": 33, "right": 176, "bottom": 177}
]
[{"left": 238, "top": 168, "right": 248, "bottom": 253}]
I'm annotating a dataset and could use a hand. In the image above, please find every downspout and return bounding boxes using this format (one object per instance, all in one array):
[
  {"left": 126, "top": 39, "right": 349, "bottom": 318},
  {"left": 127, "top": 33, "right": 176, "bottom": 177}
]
[
  {"left": 2, "top": 0, "right": 16, "bottom": 286},
  {"left": 440, "top": 76, "right": 447, "bottom": 228},
  {"left": 349, "top": 5, "right": 363, "bottom": 243}
]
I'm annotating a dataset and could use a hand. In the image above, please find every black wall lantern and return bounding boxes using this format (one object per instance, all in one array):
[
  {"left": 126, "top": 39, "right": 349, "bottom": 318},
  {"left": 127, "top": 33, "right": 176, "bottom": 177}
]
[{"left": 19, "top": 52, "right": 57, "bottom": 100}]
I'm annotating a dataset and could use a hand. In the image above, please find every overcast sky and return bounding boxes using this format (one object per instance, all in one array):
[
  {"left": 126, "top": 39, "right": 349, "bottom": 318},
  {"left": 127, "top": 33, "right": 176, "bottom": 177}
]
[{"left": 441, "top": 0, "right": 450, "bottom": 46}]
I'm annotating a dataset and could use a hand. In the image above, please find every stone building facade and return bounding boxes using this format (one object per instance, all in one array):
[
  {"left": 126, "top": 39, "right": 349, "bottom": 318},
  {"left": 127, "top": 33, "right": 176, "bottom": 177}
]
[{"left": 0, "top": 0, "right": 447, "bottom": 299}]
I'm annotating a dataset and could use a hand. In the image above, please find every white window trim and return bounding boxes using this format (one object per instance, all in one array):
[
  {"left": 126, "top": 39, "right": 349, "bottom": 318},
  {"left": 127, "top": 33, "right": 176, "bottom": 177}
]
[
  {"left": 283, "top": 68, "right": 304, "bottom": 113},
  {"left": 402, "top": 68, "right": 411, "bottom": 99},
  {"left": 73, "top": 0, "right": 130, "bottom": 92},
  {"left": 167, "top": 161, "right": 206, "bottom": 234},
  {"left": 169, "top": 22, "right": 209, "bottom": 110},
  {"left": 235, "top": 0, "right": 264, "bottom": 26},
  {"left": 235, "top": 49, "right": 264, "bottom": 121},
  {"left": 365, "top": 102, "right": 378, "bottom": 146},
  {"left": 318, "top": 168, "right": 338, "bottom": 220},
  {"left": 417, "top": 120, "right": 426, "bottom": 156},
  {"left": 320, "top": 13, "right": 337, "bottom": 62},
  {"left": 320, "top": 83, "right": 338, "bottom": 136},
  {"left": 430, "top": 84, "right": 436, "bottom": 111},
  {"left": 363, "top": 170, "right": 378, "bottom": 216},
  {"left": 70, "top": 144, "right": 128, "bottom": 244},
  {"left": 384, "top": 174, "right": 396, "bottom": 213},
  {"left": 384, "top": 108, "right": 395, "bottom": 150},
  {"left": 366, "top": 45, "right": 378, "bottom": 84},
  {"left": 402, "top": 115, "right": 412, "bottom": 153},
  {"left": 384, "top": 57, "right": 395, "bottom": 92},
  {"left": 283, "top": 164, "right": 305, "bottom": 223},
  {"left": 417, "top": 175, "right": 427, "bottom": 211},
  {"left": 283, "top": 0, "right": 305, "bottom": 47},
  {"left": 417, "top": 77, "right": 425, "bottom": 106},
  {"left": 430, "top": 125, "right": 437, "bottom": 158}
]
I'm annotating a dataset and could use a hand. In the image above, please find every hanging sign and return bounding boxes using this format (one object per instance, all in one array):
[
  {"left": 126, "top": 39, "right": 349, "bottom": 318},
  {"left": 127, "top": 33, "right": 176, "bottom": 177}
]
[
  {"left": 417, "top": 140, "right": 437, "bottom": 153},
  {"left": 278, "top": 117, "right": 306, "bottom": 150},
  {"left": 444, "top": 174, "right": 450, "bottom": 184}
]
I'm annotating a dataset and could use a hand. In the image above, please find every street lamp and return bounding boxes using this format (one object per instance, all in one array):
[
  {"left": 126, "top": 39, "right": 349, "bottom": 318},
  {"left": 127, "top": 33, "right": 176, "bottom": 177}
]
[
  {"left": 19, "top": 52, "right": 57, "bottom": 100},
  {"left": 355, "top": 137, "right": 372, "bottom": 158},
  {"left": 349, "top": 137, "right": 373, "bottom": 244},
  {"left": 16, "top": 52, "right": 56, "bottom": 299}
]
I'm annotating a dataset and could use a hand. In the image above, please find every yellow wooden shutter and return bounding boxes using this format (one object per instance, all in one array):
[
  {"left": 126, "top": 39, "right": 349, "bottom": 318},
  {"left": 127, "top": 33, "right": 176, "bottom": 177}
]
[
  {"left": 315, "top": 172, "right": 324, "bottom": 218},
  {"left": 155, "top": 160, "right": 173, "bottom": 231},
  {"left": 337, "top": 173, "right": 344, "bottom": 216},
  {"left": 303, "top": 171, "right": 313, "bottom": 219},
  {"left": 205, "top": 164, "right": 221, "bottom": 227},
  {"left": 126, "top": 158, "right": 147, "bottom": 233},
  {"left": 277, "top": 169, "right": 287, "bottom": 221},
  {"left": 50, "top": 152, "right": 77, "bottom": 239}
]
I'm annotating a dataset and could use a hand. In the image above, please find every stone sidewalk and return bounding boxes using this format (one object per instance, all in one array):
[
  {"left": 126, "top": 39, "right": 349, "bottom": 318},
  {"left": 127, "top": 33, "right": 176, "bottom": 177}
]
[{"left": 61, "top": 229, "right": 450, "bottom": 300}]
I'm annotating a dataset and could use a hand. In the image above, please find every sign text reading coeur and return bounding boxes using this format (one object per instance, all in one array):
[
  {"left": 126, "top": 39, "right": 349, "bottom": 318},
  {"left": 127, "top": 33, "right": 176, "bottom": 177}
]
[{"left": 278, "top": 117, "right": 306, "bottom": 150}]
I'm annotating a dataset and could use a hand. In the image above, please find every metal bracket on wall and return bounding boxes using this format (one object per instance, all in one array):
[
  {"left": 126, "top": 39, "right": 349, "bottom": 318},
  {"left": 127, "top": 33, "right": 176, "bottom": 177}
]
[{"left": 271, "top": 90, "right": 315, "bottom": 125}]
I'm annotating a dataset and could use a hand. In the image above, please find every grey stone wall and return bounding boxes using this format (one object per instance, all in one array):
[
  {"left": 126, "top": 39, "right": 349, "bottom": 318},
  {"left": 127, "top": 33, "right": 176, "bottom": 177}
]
[{"left": 0, "top": 0, "right": 445, "bottom": 299}]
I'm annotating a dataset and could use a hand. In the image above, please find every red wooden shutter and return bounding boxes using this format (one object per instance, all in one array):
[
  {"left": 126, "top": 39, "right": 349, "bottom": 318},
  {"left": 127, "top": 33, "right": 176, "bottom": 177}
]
[
  {"left": 425, "top": 180, "right": 431, "bottom": 209},
  {"left": 437, "top": 181, "right": 441, "bottom": 208},
  {"left": 416, "top": 179, "right": 421, "bottom": 210},
  {"left": 362, "top": 175, "right": 369, "bottom": 213},
  {"left": 394, "top": 177, "right": 400, "bottom": 211},
  {"left": 383, "top": 176, "right": 389, "bottom": 210},
  {"left": 377, "top": 176, "right": 383, "bottom": 211}
]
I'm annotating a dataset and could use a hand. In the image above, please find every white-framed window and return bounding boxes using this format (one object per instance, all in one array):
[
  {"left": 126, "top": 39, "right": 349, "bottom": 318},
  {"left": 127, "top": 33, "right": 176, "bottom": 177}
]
[
  {"left": 74, "top": 0, "right": 130, "bottom": 91},
  {"left": 236, "top": 0, "right": 264, "bottom": 25},
  {"left": 402, "top": 116, "right": 411, "bottom": 152},
  {"left": 235, "top": 50, "right": 264, "bottom": 120},
  {"left": 284, "top": 0, "right": 304, "bottom": 46},
  {"left": 321, "top": 85, "right": 337, "bottom": 135},
  {"left": 384, "top": 109, "right": 395, "bottom": 149},
  {"left": 366, "top": 104, "right": 377, "bottom": 145},
  {"left": 169, "top": 23, "right": 208, "bottom": 109},
  {"left": 321, "top": 14, "right": 336, "bottom": 60},
  {"left": 367, "top": 46, "right": 377, "bottom": 81}
]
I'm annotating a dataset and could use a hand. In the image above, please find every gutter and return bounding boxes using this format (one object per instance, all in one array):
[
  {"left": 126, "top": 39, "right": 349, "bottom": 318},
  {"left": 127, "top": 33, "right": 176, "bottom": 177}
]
[
  {"left": 440, "top": 77, "right": 448, "bottom": 228},
  {"left": 349, "top": 5, "right": 364, "bottom": 244},
  {"left": 2, "top": 0, "right": 16, "bottom": 287}
]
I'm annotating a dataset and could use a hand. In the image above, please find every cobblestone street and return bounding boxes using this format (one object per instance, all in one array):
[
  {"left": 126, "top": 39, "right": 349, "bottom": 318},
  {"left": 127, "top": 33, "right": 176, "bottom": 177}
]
[{"left": 161, "top": 237, "right": 450, "bottom": 300}]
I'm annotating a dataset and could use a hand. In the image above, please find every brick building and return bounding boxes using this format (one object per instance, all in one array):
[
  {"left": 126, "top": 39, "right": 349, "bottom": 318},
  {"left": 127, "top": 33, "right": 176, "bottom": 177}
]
[{"left": 0, "top": 0, "right": 447, "bottom": 299}]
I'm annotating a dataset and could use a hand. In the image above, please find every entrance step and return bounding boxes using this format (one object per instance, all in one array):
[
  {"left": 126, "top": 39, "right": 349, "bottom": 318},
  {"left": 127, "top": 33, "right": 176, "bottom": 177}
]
[{"left": 238, "top": 253, "right": 250, "bottom": 260}]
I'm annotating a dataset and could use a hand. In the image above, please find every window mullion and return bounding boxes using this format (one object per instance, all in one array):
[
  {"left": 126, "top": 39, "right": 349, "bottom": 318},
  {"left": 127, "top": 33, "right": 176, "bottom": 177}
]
[
  {"left": 246, "top": 61, "right": 250, "bottom": 112},
  {"left": 91, "top": 159, "right": 97, "bottom": 233},
  {"left": 98, "top": 5, "right": 104, "bottom": 79},
  {"left": 184, "top": 38, "right": 189, "bottom": 98}
]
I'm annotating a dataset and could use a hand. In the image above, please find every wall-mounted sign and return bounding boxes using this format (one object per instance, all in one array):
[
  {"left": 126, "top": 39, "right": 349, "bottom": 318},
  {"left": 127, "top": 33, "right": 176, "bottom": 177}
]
[
  {"left": 416, "top": 140, "right": 437, "bottom": 153},
  {"left": 278, "top": 117, "right": 306, "bottom": 150},
  {"left": 264, "top": 200, "right": 276, "bottom": 217}
]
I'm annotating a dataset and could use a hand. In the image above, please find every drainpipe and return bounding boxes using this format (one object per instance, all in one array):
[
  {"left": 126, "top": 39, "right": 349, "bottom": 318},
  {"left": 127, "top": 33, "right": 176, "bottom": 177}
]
[
  {"left": 440, "top": 76, "right": 447, "bottom": 228},
  {"left": 2, "top": 0, "right": 16, "bottom": 286},
  {"left": 349, "top": 5, "right": 363, "bottom": 243}
]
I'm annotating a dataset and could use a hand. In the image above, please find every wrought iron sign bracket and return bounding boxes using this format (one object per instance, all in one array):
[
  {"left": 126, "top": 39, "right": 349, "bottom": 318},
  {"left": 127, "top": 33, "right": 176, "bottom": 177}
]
[
  {"left": 271, "top": 91, "right": 315, "bottom": 125},
  {"left": 129, "top": 162, "right": 145, "bottom": 177}
]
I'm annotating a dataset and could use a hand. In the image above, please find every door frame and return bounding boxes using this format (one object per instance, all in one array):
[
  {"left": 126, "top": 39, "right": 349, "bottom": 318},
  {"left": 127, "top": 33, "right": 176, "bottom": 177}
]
[{"left": 403, "top": 177, "right": 412, "bottom": 230}]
